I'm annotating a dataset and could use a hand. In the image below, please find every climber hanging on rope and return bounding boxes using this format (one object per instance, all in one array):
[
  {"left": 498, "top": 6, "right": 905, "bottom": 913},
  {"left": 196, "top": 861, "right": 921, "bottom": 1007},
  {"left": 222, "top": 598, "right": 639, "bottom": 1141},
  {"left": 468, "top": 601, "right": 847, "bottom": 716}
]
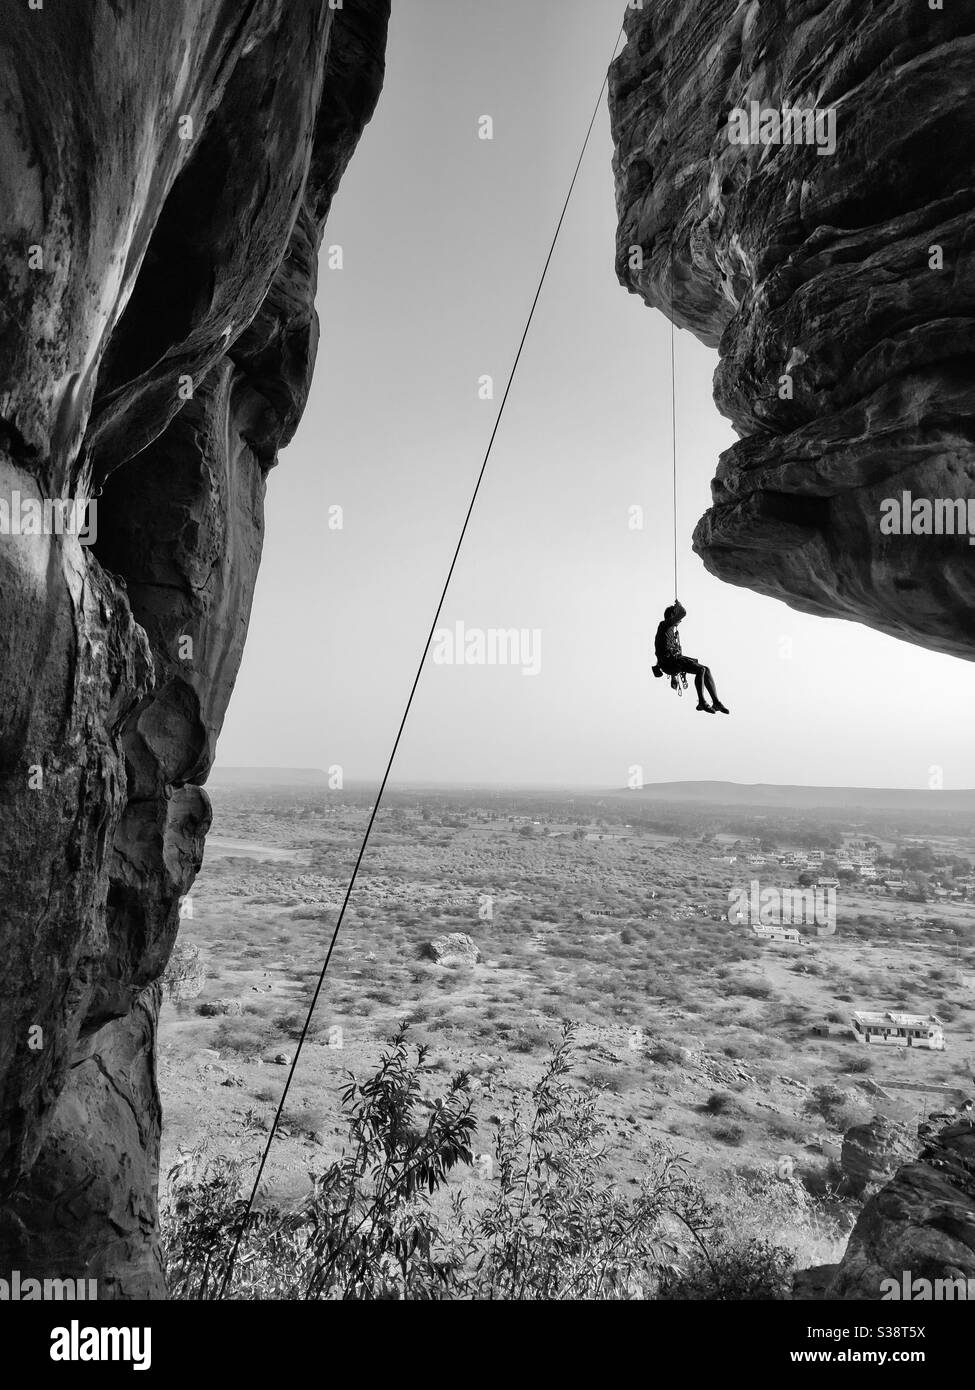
[{"left": 652, "top": 601, "right": 729, "bottom": 714}]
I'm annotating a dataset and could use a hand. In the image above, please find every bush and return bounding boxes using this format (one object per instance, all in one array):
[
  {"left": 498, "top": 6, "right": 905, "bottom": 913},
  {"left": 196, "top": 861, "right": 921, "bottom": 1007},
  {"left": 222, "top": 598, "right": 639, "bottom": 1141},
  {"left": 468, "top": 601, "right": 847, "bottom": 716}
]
[
  {"left": 163, "top": 1025, "right": 476, "bottom": 1300},
  {"left": 211, "top": 1019, "right": 271, "bottom": 1056},
  {"left": 659, "top": 1236, "right": 794, "bottom": 1300},
  {"left": 508, "top": 1023, "right": 552, "bottom": 1055},
  {"left": 712, "top": 1121, "right": 746, "bottom": 1146},
  {"left": 703, "top": 1091, "right": 737, "bottom": 1116},
  {"left": 162, "top": 1026, "right": 789, "bottom": 1301},
  {"left": 844, "top": 1056, "right": 872, "bottom": 1074},
  {"left": 730, "top": 978, "right": 774, "bottom": 1000}
]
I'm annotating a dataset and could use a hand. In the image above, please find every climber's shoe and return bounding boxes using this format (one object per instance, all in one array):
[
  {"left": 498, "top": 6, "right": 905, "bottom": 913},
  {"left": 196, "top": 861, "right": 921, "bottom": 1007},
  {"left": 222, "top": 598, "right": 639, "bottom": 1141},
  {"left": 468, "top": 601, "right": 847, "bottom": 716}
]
[
  {"left": 696, "top": 702, "right": 714, "bottom": 713},
  {"left": 712, "top": 702, "right": 730, "bottom": 714}
]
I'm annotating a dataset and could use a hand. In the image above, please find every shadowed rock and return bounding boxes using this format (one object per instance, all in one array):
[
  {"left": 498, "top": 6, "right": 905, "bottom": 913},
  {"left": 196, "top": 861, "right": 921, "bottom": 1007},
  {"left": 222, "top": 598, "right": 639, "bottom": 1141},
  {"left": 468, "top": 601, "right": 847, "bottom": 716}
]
[
  {"left": 830, "top": 1121, "right": 975, "bottom": 1299},
  {"left": 0, "top": 0, "right": 389, "bottom": 1297},
  {"left": 610, "top": 0, "right": 975, "bottom": 659}
]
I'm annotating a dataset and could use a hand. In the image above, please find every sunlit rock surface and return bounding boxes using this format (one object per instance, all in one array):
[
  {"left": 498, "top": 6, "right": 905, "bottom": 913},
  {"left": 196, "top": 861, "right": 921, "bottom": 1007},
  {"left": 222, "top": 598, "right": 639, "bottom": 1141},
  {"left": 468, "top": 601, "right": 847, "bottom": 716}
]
[
  {"left": 610, "top": 0, "right": 975, "bottom": 659},
  {"left": 0, "top": 0, "right": 389, "bottom": 1297}
]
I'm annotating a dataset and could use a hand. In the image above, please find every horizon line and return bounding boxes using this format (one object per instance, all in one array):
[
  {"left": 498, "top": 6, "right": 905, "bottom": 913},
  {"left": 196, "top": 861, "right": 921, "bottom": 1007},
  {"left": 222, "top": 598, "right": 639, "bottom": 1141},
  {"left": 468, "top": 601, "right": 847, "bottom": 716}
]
[{"left": 207, "top": 768, "right": 975, "bottom": 794}]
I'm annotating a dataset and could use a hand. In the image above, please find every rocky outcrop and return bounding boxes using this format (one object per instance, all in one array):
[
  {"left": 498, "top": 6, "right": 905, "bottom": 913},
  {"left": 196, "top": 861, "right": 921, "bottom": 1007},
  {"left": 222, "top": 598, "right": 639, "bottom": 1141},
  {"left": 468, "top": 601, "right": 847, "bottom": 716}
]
[
  {"left": 840, "top": 1115, "right": 918, "bottom": 1198},
  {"left": 0, "top": 1, "right": 389, "bottom": 1297},
  {"left": 610, "top": 1, "right": 975, "bottom": 659},
  {"left": 831, "top": 1121, "right": 975, "bottom": 1299},
  {"left": 420, "top": 934, "right": 482, "bottom": 967}
]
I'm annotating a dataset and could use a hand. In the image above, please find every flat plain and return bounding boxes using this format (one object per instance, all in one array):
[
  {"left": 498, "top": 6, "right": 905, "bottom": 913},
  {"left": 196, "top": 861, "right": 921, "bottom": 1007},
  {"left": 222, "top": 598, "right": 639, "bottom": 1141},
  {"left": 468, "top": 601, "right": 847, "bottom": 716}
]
[{"left": 158, "top": 783, "right": 975, "bottom": 1268}]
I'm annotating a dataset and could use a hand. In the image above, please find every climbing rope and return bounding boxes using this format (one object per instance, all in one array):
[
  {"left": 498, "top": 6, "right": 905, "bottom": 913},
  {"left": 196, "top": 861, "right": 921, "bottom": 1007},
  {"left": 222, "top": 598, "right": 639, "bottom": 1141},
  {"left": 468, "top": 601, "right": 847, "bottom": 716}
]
[
  {"left": 669, "top": 252, "right": 679, "bottom": 603},
  {"left": 217, "top": 14, "right": 630, "bottom": 1298}
]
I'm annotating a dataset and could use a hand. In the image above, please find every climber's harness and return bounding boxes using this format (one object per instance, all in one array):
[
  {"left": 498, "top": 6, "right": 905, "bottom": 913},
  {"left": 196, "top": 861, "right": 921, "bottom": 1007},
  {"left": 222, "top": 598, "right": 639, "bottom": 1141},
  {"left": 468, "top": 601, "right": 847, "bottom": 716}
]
[{"left": 652, "top": 664, "right": 688, "bottom": 697}]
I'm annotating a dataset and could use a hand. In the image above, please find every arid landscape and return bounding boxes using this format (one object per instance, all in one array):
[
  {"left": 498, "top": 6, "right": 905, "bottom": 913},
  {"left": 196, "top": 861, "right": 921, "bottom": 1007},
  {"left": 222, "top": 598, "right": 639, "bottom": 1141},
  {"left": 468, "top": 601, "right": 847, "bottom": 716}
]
[{"left": 158, "top": 776, "right": 975, "bottom": 1293}]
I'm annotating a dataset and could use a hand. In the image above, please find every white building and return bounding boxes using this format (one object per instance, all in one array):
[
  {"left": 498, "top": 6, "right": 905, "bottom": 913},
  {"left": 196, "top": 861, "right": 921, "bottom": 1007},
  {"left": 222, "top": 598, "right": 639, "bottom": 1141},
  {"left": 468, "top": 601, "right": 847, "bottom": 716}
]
[
  {"left": 851, "top": 1011, "right": 945, "bottom": 1050},
  {"left": 752, "top": 924, "right": 803, "bottom": 944}
]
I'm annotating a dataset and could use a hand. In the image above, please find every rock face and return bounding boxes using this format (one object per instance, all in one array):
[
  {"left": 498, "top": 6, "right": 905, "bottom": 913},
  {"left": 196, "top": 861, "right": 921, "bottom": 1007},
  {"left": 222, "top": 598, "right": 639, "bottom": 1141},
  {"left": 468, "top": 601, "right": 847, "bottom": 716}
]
[
  {"left": 831, "top": 1121, "right": 975, "bottom": 1299},
  {"left": 0, "top": 1, "right": 389, "bottom": 1297},
  {"left": 840, "top": 1116, "right": 918, "bottom": 1199},
  {"left": 420, "top": 934, "right": 482, "bottom": 967},
  {"left": 610, "top": 1, "right": 975, "bottom": 659}
]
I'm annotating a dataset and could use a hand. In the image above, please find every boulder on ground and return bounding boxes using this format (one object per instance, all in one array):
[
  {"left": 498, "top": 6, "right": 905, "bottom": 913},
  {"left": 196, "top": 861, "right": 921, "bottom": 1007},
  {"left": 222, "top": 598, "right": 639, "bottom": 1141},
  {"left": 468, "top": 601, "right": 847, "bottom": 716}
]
[
  {"left": 197, "top": 999, "right": 243, "bottom": 1018},
  {"left": 419, "top": 933, "right": 480, "bottom": 966}
]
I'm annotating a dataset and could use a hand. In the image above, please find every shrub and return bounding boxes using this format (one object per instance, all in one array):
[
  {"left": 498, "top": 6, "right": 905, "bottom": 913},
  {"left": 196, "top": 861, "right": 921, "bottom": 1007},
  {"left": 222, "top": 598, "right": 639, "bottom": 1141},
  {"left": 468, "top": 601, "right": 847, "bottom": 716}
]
[
  {"left": 843, "top": 1056, "right": 872, "bottom": 1074},
  {"left": 712, "top": 1121, "right": 746, "bottom": 1146},
  {"left": 730, "top": 978, "right": 774, "bottom": 1000},
  {"left": 659, "top": 1235, "right": 794, "bottom": 1300},
  {"left": 163, "top": 1025, "right": 475, "bottom": 1300},
  {"left": 162, "top": 1026, "right": 789, "bottom": 1302},
  {"left": 211, "top": 1019, "right": 271, "bottom": 1056},
  {"left": 508, "top": 1023, "right": 552, "bottom": 1055},
  {"left": 703, "top": 1091, "right": 737, "bottom": 1116}
]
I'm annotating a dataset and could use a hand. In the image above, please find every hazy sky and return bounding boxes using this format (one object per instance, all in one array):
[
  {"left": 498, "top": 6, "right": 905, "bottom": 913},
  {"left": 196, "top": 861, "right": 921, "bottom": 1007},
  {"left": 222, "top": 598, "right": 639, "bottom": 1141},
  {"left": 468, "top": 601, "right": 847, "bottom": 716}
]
[{"left": 216, "top": 0, "right": 975, "bottom": 791}]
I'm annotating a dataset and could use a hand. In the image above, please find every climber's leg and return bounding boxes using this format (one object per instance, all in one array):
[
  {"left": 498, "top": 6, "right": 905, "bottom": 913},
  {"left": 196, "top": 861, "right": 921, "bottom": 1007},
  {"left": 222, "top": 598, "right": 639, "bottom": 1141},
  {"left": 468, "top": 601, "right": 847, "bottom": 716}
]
[
  {"left": 675, "top": 659, "right": 712, "bottom": 711},
  {"left": 702, "top": 664, "right": 730, "bottom": 714}
]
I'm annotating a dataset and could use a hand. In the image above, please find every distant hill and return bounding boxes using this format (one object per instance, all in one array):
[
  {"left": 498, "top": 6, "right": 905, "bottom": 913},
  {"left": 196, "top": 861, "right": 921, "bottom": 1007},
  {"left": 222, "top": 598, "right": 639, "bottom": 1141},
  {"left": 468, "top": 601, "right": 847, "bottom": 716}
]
[
  {"left": 620, "top": 781, "right": 975, "bottom": 811},
  {"left": 208, "top": 766, "right": 329, "bottom": 786}
]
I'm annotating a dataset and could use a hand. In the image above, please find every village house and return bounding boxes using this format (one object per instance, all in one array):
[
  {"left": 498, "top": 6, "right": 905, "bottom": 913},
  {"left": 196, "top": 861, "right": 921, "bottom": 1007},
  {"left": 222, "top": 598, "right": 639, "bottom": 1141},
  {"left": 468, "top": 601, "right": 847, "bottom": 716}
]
[
  {"left": 851, "top": 1010, "right": 946, "bottom": 1050},
  {"left": 752, "top": 924, "right": 803, "bottom": 944},
  {"left": 780, "top": 852, "right": 809, "bottom": 869}
]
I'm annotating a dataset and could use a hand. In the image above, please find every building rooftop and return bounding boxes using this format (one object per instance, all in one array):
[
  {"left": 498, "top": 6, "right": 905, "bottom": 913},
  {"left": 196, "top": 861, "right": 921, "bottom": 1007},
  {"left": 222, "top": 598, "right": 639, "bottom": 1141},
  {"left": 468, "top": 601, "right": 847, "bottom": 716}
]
[{"left": 852, "top": 1010, "right": 943, "bottom": 1028}]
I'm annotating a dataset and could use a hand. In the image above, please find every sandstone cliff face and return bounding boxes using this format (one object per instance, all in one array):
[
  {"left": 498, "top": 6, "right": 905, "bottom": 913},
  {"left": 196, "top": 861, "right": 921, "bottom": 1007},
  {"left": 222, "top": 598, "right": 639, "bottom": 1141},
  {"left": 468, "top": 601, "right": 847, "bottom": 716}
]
[
  {"left": 0, "top": 0, "right": 389, "bottom": 1297},
  {"left": 610, "top": 0, "right": 975, "bottom": 659}
]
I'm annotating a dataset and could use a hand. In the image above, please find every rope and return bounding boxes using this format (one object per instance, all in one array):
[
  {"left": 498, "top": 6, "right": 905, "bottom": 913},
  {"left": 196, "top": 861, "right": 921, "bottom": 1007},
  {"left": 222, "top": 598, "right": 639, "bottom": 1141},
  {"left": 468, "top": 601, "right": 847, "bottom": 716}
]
[
  {"left": 670, "top": 253, "right": 678, "bottom": 603},
  {"left": 216, "top": 13, "right": 629, "bottom": 1299}
]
